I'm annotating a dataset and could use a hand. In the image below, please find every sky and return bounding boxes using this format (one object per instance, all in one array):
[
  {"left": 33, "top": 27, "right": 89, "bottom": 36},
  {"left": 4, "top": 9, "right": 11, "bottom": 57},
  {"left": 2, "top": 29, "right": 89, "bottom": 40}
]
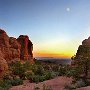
[{"left": 0, "top": 0, "right": 90, "bottom": 58}]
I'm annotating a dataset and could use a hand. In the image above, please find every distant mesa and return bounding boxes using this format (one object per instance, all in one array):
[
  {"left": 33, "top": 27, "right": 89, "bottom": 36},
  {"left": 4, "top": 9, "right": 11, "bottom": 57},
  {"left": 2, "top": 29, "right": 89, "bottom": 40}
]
[{"left": 0, "top": 29, "right": 33, "bottom": 78}]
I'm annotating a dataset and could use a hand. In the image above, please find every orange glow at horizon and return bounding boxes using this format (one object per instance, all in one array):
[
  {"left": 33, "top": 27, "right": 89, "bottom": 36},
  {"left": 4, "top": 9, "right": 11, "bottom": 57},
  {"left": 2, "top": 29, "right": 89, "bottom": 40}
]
[
  {"left": 33, "top": 38, "right": 80, "bottom": 58},
  {"left": 33, "top": 51, "right": 74, "bottom": 58}
]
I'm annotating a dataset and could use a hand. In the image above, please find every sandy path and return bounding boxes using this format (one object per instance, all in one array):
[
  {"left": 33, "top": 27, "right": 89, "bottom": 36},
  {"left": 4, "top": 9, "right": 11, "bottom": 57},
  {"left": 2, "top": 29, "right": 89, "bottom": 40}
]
[{"left": 9, "top": 76, "right": 72, "bottom": 90}]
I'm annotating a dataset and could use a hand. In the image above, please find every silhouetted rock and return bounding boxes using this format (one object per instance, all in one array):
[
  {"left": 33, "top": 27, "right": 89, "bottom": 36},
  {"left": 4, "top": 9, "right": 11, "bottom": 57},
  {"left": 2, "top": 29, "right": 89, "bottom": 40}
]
[
  {"left": 76, "top": 37, "right": 90, "bottom": 58},
  {"left": 71, "top": 37, "right": 90, "bottom": 66},
  {"left": 82, "top": 37, "right": 90, "bottom": 45}
]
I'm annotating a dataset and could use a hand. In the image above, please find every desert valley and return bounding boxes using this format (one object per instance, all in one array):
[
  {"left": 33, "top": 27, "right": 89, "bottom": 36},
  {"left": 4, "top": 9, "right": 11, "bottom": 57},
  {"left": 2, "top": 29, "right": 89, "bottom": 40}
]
[
  {"left": 0, "top": 0, "right": 90, "bottom": 90},
  {"left": 0, "top": 29, "right": 89, "bottom": 90}
]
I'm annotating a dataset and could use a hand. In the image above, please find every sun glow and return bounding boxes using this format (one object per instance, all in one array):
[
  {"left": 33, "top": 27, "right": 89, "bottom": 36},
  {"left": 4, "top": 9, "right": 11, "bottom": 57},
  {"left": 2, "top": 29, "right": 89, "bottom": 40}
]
[
  {"left": 34, "top": 52, "right": 73, "bottom": 58},
  {"left": 33, "top": 38, "right": 78, "bottom": 58}
]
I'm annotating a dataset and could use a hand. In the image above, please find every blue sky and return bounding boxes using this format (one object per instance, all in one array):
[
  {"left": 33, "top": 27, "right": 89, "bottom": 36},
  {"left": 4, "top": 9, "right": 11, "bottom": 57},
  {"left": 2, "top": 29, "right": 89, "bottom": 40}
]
[{"left": 0, "top": 0, "right": 90, "bottom": 58}]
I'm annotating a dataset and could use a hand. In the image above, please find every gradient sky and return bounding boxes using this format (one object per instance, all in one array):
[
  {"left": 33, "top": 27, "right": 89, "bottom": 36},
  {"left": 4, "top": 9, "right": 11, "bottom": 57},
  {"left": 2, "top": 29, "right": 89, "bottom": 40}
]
[{"left": 0, "top": 0, "right": 90, "bottom": 58}]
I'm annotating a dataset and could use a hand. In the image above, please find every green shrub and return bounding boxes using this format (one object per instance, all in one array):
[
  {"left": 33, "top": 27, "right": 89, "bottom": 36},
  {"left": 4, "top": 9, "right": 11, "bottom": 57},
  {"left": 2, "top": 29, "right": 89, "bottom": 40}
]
[
  {"left": 25, "top": 72, "right": 34, "bottom": 82},
  {"left": 39, "top": 76, "right": 46, "bottom": 82},
  {"left": 43, "top": 65, "right": 51, "bottom": 71},
  {"left": 10, "top": 61, "right": 26, "bottom": 79},
  {"left": 32, "top": 65, "right": 45, "bottom": 76},
  {"left": 34, "top": 60, "right": 41, "bottom": 65},
  {"left": 44, "top": 71, "right": 56, "bottom": 80},
  {"left": 3, "top": 74, "right": 10, "bottom": 80},
  {"left": 34, "top": 84, "right": 52, "bottom": 90},
  {"left": 34, "top": 86, "right": 40, "bottom": 90},
  {"left": 25, "top": 72, "right": 33, "bottom": 79},
  {"left": 0, "top": 78, "right": 23, "bottom": 90},
  {"left": 32, "top": 75, "right": 40, "bottom": 83},
  {"left": 76, "top": 80, "right": 86, "bottom": 88},
  {"left": 51, "top": 65, "right": 59, "bottom": 72},
  {"left": 23, "top": 61, "right": 32, "bottom": 70},
  {"left": 66, "top": 68, "right": 81, "bottom": 81},
  {"left": 85, "top": 81, "right": 90, "bottom": 86},
  {"left": 64, "top": 84, "right": 76, "bottom": 90},
  {"left": 0, "top": 80, "right": 12, "bottom": 90},
  {"left": 43, "top": 84, "right": 52, "bottom": 90},
  {"left": 58, "top": 66, "right": 67, "bottom": 76},
  {"left": 10, "top": 78, "right": 23, "bottom": 86},
  {"left": 32, "top": 75, "right": 47, "bottom": 83}
]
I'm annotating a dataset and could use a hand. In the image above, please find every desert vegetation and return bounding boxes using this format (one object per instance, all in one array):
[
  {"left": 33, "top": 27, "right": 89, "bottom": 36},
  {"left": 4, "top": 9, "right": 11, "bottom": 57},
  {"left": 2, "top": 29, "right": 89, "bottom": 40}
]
[
  {"left": 64, "top": 45, "right": 90, "bottom": 89},
  {"left": 0, "top": 59, "right": 72, "bottom": 90},
  {"left": 0, "top": 55, "right": 90, "bottom": 90},
  {"left": 0, "top": 56, "right": 90, "bottom": 90}
]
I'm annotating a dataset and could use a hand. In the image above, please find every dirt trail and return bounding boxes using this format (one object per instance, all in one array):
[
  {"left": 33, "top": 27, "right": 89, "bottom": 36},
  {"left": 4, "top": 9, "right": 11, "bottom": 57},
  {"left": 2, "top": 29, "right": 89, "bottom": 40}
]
[{"left": 9, "top": 76, "right": 72, "bottom": 90}]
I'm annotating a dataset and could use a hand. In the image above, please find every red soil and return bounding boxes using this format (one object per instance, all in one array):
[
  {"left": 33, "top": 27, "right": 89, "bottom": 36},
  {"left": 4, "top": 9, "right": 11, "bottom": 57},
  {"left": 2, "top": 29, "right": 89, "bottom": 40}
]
[{"left": 9, "top": 76, "right": 72, "bottom": 90}]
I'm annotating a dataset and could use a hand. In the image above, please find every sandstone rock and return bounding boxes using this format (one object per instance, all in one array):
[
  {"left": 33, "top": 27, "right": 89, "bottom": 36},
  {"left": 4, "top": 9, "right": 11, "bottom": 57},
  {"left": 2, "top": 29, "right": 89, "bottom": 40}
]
[
  {"left": 0, "top": 29, "right": 10, "bottom": 60},
  {"left": 0, "top": 29, "right": 10, "bottom": 47},
  {"left": 9, "top": 37, "right": 21, "bottom": 61},
  {"left": 17, "top": 35, "right": 33, "bottom": 60},
  {"left": 0, "top": 50, "right": 8, "bottom": 78},
  {"left": 72, "top": 37, "right": 90, "bottom": 65},
  {"left": 82, "top": 37, "right": 90, "bottom": 45},
  {"left": 0, "top": 30, "right": 20, "bottom": 61},
  {"left": 9, "top": 37, "right": 21, "bottom": 49},
  {"left": 0, "top": 29, "right": 33, "bottom": 61},
  {"left": 0, "top": 29, "right": 33, "bottom": 78}
]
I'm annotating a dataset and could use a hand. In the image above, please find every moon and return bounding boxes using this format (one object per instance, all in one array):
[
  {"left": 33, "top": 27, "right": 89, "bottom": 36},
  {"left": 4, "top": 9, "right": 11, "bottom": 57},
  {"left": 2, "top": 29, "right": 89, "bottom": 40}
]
[{"left": 66, "top": 8, "right": 70, "bottom": 12}]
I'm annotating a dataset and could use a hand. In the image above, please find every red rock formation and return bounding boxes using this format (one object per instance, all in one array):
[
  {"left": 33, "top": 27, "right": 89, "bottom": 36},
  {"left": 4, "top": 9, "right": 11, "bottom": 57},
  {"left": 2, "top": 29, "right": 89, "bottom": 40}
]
[
  {"left": 0, "top": 50, "right": 8, "bottom": 78},
  {"left": 0, "top": 29, "right": 33, "bottom": 78},
  {"left": 82, "top": 37, "right": 90, "bottom": 45},
  {"left": 17, "top": 35, "right": 33, "bottom": 60},
  {"left": 0, "top": 29, "right": 33, "bottom": 61},
  {"left": 0, "top": 29, "right": 10, "bottom": 47},
  {"left": 9, "top": 37, "right": 21, "bottom": 61},
  {"left": 0, "top": 29, "right": 20, "bottom": 61},
  {"left": 72, "top": 37, "right": 90, "bottom": 66}
]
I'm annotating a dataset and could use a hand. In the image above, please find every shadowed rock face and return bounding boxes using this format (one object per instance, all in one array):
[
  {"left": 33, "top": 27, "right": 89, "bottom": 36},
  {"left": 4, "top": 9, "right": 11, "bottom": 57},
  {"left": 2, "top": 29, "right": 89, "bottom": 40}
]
[
  {"left": 0, "top": 29, "right": 33, "bottom": 77},
  {"left": 71, "top": 37, "right": 90, "bottom": 66},
  {"left": 75, "top": 37, "right": 90, "bottom": 60},
  {"left": 82, "top": 37, "right": 90, "bottom": 45}
]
